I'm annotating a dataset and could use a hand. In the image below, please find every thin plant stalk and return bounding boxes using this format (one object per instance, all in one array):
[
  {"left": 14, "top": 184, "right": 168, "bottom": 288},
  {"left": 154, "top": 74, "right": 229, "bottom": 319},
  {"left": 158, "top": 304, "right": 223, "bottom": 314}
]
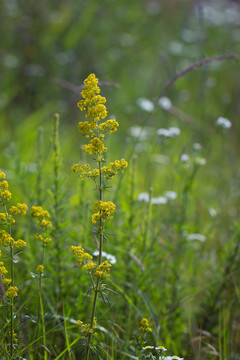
[
  {"left": 85, "top": 160, "right": 103, "bottom": 360},
  {"left": 37, "top": 127, "right": 43, "bottom": 205},
  {"left": 52, "top": 113, "right": 63, "bottom": 308}
]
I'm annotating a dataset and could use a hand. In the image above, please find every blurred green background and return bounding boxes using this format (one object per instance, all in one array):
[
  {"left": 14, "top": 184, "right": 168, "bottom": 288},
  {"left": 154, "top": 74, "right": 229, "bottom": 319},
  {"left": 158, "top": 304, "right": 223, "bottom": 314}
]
[{"left": 1, "top": 0, "right": 240, "bottom": 358}]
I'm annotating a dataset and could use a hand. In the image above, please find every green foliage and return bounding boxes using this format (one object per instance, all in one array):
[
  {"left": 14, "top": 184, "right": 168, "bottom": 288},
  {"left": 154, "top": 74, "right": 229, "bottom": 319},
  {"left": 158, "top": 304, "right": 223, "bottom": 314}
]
[{"left": 1, "top": 0, "right": 240, "bottom": 359}]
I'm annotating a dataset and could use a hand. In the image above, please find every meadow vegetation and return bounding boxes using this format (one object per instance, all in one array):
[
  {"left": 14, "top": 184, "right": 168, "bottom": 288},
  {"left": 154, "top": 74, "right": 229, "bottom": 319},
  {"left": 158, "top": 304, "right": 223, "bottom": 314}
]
[{"left": 0, "top": 0, "right": 240, "bottom": 359}]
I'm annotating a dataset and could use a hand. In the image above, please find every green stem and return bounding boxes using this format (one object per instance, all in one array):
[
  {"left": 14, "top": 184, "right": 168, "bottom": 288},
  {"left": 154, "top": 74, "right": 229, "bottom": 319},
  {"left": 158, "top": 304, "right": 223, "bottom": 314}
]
[
  {"left": 10, "top": 244, "right": 13, "bottom": 358},
  {"left": 35, "top": 232, "right": 46, "bottom": 358},
  {"left": 39, "top": 277, "right": 47, "bottom": 360},
  {"left": 138, "top": 349, "right": 142, "bottom": 360},
  {"left": 85, "top": 160, "right": 103, "bottom": 360},
  {"left": 37, "top": 127, "right": 43, "bottom": 205},
  {"left": 53, "top": 113, "right": 63, "bottom": 306}
]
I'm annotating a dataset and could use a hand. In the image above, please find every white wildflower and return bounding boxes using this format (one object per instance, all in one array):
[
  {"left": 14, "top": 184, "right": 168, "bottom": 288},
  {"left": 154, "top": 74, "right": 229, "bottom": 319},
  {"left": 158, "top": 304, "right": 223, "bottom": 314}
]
[
  {"left": 157, "top": 127, "right": 181, "bottom": 138},
  {"left": 179, "top": 154, "right": 190, "bottom": 163},
  {"left": 136, "top": 98, "right": 154, "bottom": 112},
  {"left": 151, "top": 196, "right": 167, "bottom": 205},
  {"left": 128, "top": 126, "right": 153, "bottom": 140},
  {"left": 164, "top": 191, "right": 177, "bottom": 200},
  {"left": 193, "top": 143, "right": 202, "bottom": 151},
  {"left": 186, "top": 233, "right": 206, "bottom": 242},
  {"left": 209, "top": 208, "right": 217, "bottom": 217},
  {"left": 158, "top": 96, "right": 172, "bottom": 110},
  {"left": 137, "top": 192, "right": 149, "bottom": 203},
  {"left": 216, "top": 117, "right": 232, "bottom": 129},
  {"left": 195, "top": 157, "right": 206, "bottom": 166}
]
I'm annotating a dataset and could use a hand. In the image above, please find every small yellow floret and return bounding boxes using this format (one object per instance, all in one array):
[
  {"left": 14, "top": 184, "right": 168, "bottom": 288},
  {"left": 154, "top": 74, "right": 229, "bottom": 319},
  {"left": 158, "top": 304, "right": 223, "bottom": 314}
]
[
  {"left": 82, "top": 261, "right": 97, "bottom": 272},
  {"left": 13, "top": 239, "right": 27, "bottom": 248},
  {"left": 3, "top": 278, "right": 12, "bottom": 285},
  {"left": 82, "top": 137, "right": 107, "bottom": 155},
  {"left": 71, "top": 245, "right": 93, "bottom": 265},
  {"left": 36, "top": 265, "right": 44, "bottom": 274},
  {"left": 0, "top": 170, "right": 6, "bottom": 179},
  {"left": 0, "top": 262, "right": 8, "bottom": 275},
  {"left": 92, "top": 201, "right": 116, "bottom": 223},
  {"left": 6, "top": 286, "right": 18, "bottom": 297},
  {"left": 0, "top": 230, "right": 13, "bottom": 245},
  {"left": 94, "top": 260, "right": 111, "bottom": 279}
]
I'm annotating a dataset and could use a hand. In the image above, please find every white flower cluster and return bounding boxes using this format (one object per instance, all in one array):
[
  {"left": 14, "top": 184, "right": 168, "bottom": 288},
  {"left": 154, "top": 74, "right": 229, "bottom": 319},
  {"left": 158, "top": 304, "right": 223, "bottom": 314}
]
[
  {"left": 157, "top": 127, "right": 181, "bottom": 138},
  {"left": 137, "top": 191, "right": 177, "bottom": 205}
]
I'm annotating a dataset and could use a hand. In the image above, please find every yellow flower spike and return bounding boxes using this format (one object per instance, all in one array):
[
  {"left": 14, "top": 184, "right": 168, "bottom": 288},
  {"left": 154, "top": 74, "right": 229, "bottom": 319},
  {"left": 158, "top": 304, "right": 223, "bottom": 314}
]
[{"left": 6, "top": 286, "right": 18, "bottom": 297}]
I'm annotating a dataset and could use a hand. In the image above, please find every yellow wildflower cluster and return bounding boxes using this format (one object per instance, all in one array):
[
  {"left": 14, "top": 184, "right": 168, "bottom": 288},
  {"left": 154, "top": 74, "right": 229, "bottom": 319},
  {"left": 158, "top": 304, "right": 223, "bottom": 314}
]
[
  {"left": 0, "top": 213, "right": 15, "bottom": 225},
  {"left": 94, "top": 260, "right": 111, "bottom": 279},
  {"left": 92, "top": 201, "right": 116, "bottom": 224},
  {"left": 139, "top": 318, "right": 152, "bottom": 333},
  {"left": 0, "top": 230, "right": 13, "bottom": 245},
  {"left": 34, "top": 233, "right": 51, "bottom": 244},
  {"left": 0, "top": 261, "right": 8, "bottom": 275},
  {"left": 3, "top": 278, "right": 12, "bottom": 286},
  {"left": 10, "top": 203, "right": 28, "bottom": 216},
  {"left": 31, "top": 206, "right": 52, "bottom": 229},
  {"left": 0, "top": 170, "right": 11, "bottom": 205},
  {"left": 82, "top": 137, "right": 107, "bottom": 156},
  {"left": 77, "top": 317, "right": 97, "bottom": 335},
  {"left": 0, "top": 170, "right": 6, "bottom": 179},
  {"left": 101, "top": 159, "right": 128, "bottom": 179},
  {"left": 6, "top": 286, "right": 18, "bottom": 297},
  {"left": 71, "top": 245, "right": 93, "bottom": 265},
  {"left": 0, "top": 230, "right": 27, "bottom": 248},
  {"left": 36, "top": 264, "right": 44, "bottom": 274},
  {"left": 71, "top": 247, "right": 111, "bottom": 279},
  {"left": 82, "top": 261, "right": 97, "bottom": 272},
  {"left": 98, "top": 119, "right": 119, "bottom": 134}
]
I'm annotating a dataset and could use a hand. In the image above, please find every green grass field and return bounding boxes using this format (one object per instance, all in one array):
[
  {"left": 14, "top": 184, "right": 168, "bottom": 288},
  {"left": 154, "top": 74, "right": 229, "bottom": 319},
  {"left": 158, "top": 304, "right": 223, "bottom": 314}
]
[{"left": 0, "top": 0, "right": 240, "bottom": 359}]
